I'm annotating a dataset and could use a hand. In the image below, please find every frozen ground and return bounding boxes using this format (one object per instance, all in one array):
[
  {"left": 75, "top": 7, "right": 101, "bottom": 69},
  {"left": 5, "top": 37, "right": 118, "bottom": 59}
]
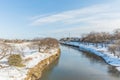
[{"left": 0, "top": 42, "right": 58, "bottom": 80}]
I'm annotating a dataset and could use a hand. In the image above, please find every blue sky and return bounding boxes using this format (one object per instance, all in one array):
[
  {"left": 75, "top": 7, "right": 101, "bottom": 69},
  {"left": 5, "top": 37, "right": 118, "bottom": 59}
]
[{"left": 0, "top": 0, "right": 119, "bottom": 39}]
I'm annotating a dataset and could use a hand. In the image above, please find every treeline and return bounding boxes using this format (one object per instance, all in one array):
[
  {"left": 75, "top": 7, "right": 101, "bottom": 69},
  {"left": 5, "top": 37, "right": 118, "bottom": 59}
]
[
  {"left": 0, "top": 37, "right": 59, "bottom": 67},
  {"left": 81, "top": 32, "right": 112, "bottom": 47},
  {"left": 28, "top": 37, "right": 59, "bottom": 53},
  {"left": 0, "top": 39, "right": 31, "bottom": 43},
  {"left": 80, "top": 29, "right": 120, "bottom": 57},
  {"left": 60, "top": 29, "right": 120, "bottom": 44},
  {"left": 60, "top": 37, "right": 80, "bottom": 42},
  {"left": 81, "top": 29, "right": 120, "bottom": 45},
  {"left": 60, "top": 28, "right": 120, "bottom": 57},
  {"left": 0, "top": 37, "right": 59, "bottom": 60},
  {"left": 0, "top": 37, "right": 59, "bottom": 43}
]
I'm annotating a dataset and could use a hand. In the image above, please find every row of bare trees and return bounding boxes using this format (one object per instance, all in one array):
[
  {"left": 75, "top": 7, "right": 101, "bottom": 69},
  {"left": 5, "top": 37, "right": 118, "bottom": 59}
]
[
  {"left": 0, "top": 37, "right": 59, "bottom": 60},
  {"left": 0, "top": 37, "right": 59, "bottom": 67},
  {"left": 0, "top": 39, "right": 31, "bottom": 43},
  {"left": 79, "top": 29, "right": 120, "bottom": 58},
  {"left": 60, "top": 29, "right": 120, "bottom": 58},
  {"left": 28, "top": 38, "right": 59, "bottom": 53},
  {"left": 80, "top": 29, "right": 120, "bottom": 47},
  {"left": 80, "top": 29, "right": 120, "bottom": 57},
  {"left": 81, "top": 32, "right": 112, "bottom": 47}
]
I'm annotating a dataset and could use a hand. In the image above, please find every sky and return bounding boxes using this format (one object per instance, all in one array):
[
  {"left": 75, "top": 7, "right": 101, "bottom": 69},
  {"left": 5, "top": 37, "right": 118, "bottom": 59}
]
[{"left": 0, "top": 0, "right": 120, "bottom": 39}]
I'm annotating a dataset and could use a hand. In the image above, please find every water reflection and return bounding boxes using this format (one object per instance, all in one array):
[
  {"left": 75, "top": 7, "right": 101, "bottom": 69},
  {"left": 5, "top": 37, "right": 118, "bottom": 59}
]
[
  {"left": 81, "top": 51, "right": 106, "bottom": 65},
  {"left": 40, "top": 45, "right": 120, "bottom": 80},
  {"left": 108, "top": 66, "right": 120, "bottom": 77},
  {"left": 64, "top": 45, "right": 106, "bottom": 65},
  {"left": 40, "top": 58, "right": 59, "bottom": 80},
  {"left": 65, "top": 45, "right": 120, "bottom": 75}
]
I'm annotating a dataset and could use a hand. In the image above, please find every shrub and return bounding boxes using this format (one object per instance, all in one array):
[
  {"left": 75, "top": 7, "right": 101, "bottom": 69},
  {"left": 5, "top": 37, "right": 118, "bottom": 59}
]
[{"left": 8, "top": 54, "right": 25, "bottom": 67}]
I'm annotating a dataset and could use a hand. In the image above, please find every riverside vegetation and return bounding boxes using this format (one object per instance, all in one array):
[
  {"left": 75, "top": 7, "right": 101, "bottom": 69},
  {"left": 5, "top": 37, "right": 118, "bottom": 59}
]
[
  {"left": 60, "top": 28, "right": 120, "bottom": 58},
  {"left": 0, "top": 37, "right": 60, "bottom": 80}
]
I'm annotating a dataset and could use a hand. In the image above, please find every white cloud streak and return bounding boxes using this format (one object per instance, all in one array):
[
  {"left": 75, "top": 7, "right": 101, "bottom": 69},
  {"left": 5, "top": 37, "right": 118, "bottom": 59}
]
[{"left": 31, "top": 0, "right": 120, "bottom": 34}]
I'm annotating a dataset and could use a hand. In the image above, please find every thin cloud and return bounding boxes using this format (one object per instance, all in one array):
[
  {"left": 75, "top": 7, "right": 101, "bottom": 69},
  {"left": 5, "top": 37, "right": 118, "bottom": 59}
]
[
  {"left": 31, "top": 4, "right": 110, "bottom": 25},
  {"left": 30, "top": 0, "right": 120, "bottom": 34}
]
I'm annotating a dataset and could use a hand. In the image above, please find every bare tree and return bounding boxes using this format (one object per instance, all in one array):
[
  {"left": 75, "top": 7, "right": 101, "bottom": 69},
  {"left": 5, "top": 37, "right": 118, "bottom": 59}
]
[
  {"left": 15, "top": 46, "right": 25, "bottom": 57},
  {"left": 0, "top": 42, "right": 14, "bottom": 60},
  {"left": 114, "top": 28, "right": 120, "bottom": 40},
  {"left": 29, "top": 38, "right": 59, "bottom": 53},
  {"left": 108, "top": 43, "right": 120, "bottom": 58},
  {"left": 108, "top": 45, "right": 117, "bottom": 56}
]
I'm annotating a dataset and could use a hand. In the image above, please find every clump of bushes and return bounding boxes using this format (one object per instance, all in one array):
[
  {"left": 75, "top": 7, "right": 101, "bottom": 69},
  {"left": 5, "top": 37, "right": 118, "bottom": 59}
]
[{"left": 8, "top": 54, "right": 25, "bottom": 67}]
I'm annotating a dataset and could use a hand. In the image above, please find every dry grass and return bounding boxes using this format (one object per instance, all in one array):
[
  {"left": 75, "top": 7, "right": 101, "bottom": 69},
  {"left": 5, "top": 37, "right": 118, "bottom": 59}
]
[{"left": 8, "top": 54, "right": 25, "bottom": 67}]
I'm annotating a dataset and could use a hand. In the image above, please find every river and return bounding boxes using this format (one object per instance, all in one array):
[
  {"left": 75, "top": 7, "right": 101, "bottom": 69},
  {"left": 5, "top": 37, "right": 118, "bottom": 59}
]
[{"left": 40, "top": 45, "right": 120, "bottom": 80}]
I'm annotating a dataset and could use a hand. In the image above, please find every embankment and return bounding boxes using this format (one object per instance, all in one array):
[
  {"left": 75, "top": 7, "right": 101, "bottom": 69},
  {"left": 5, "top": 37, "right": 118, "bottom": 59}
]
[
  {"left": 25, "top": 49, "right": 61, "bottom": 80},
  {"left": 60, "top": 42, "right": 120, "bottom": 71}
]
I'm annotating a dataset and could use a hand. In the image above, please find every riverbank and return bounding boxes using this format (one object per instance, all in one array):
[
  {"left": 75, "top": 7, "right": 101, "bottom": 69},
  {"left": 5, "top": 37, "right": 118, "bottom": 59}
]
[
  {"left": 25, "top": 49, "right": 60, "bottom": 80},
  {"left": 60, "top": 41, "right": 120, "bottom": 71},
  {"left": 0, "top": 42, "right": 60, "bottom": 80}
]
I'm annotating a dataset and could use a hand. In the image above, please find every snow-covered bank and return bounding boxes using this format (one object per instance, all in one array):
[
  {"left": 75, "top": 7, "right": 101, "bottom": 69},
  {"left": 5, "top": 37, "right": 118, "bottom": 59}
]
[
  {"left": 0, "top": 42, "right": 60, "bottom": 80},
  {"left": 60, "top": 41, "right": 120, "bottom": 71}
]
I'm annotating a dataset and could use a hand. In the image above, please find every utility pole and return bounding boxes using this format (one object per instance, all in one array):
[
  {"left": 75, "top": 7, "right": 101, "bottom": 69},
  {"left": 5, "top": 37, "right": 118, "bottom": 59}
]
[{"left": 69, "top": 32, "right": 70, "bottom": 38}]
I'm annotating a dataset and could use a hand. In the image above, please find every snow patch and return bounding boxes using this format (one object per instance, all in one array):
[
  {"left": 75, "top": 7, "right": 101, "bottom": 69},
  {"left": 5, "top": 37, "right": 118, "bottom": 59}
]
[
  {"left": 0, "top": 42, "right": 58, "bottom": 80},
  {"left": 62, "top": 41, "right": 120, "bottom": 71}
]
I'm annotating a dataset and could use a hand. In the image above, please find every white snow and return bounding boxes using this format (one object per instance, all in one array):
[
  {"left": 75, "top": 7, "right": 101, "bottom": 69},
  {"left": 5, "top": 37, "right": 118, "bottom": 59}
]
[
  {"left": 0, "top": 42, "right": 58, "bottom": 80},
  {"left": 62, "top": 41, "right": 120, "bottom": 71},
  {"left": 116, "top": 67, "right": 120, "bottom": 71}
]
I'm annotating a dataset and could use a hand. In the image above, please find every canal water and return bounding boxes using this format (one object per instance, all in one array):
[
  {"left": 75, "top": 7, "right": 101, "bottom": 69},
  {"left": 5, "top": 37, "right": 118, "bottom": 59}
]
[{"left": 40, "top": 45, "right": 120, "bottom": 80}]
